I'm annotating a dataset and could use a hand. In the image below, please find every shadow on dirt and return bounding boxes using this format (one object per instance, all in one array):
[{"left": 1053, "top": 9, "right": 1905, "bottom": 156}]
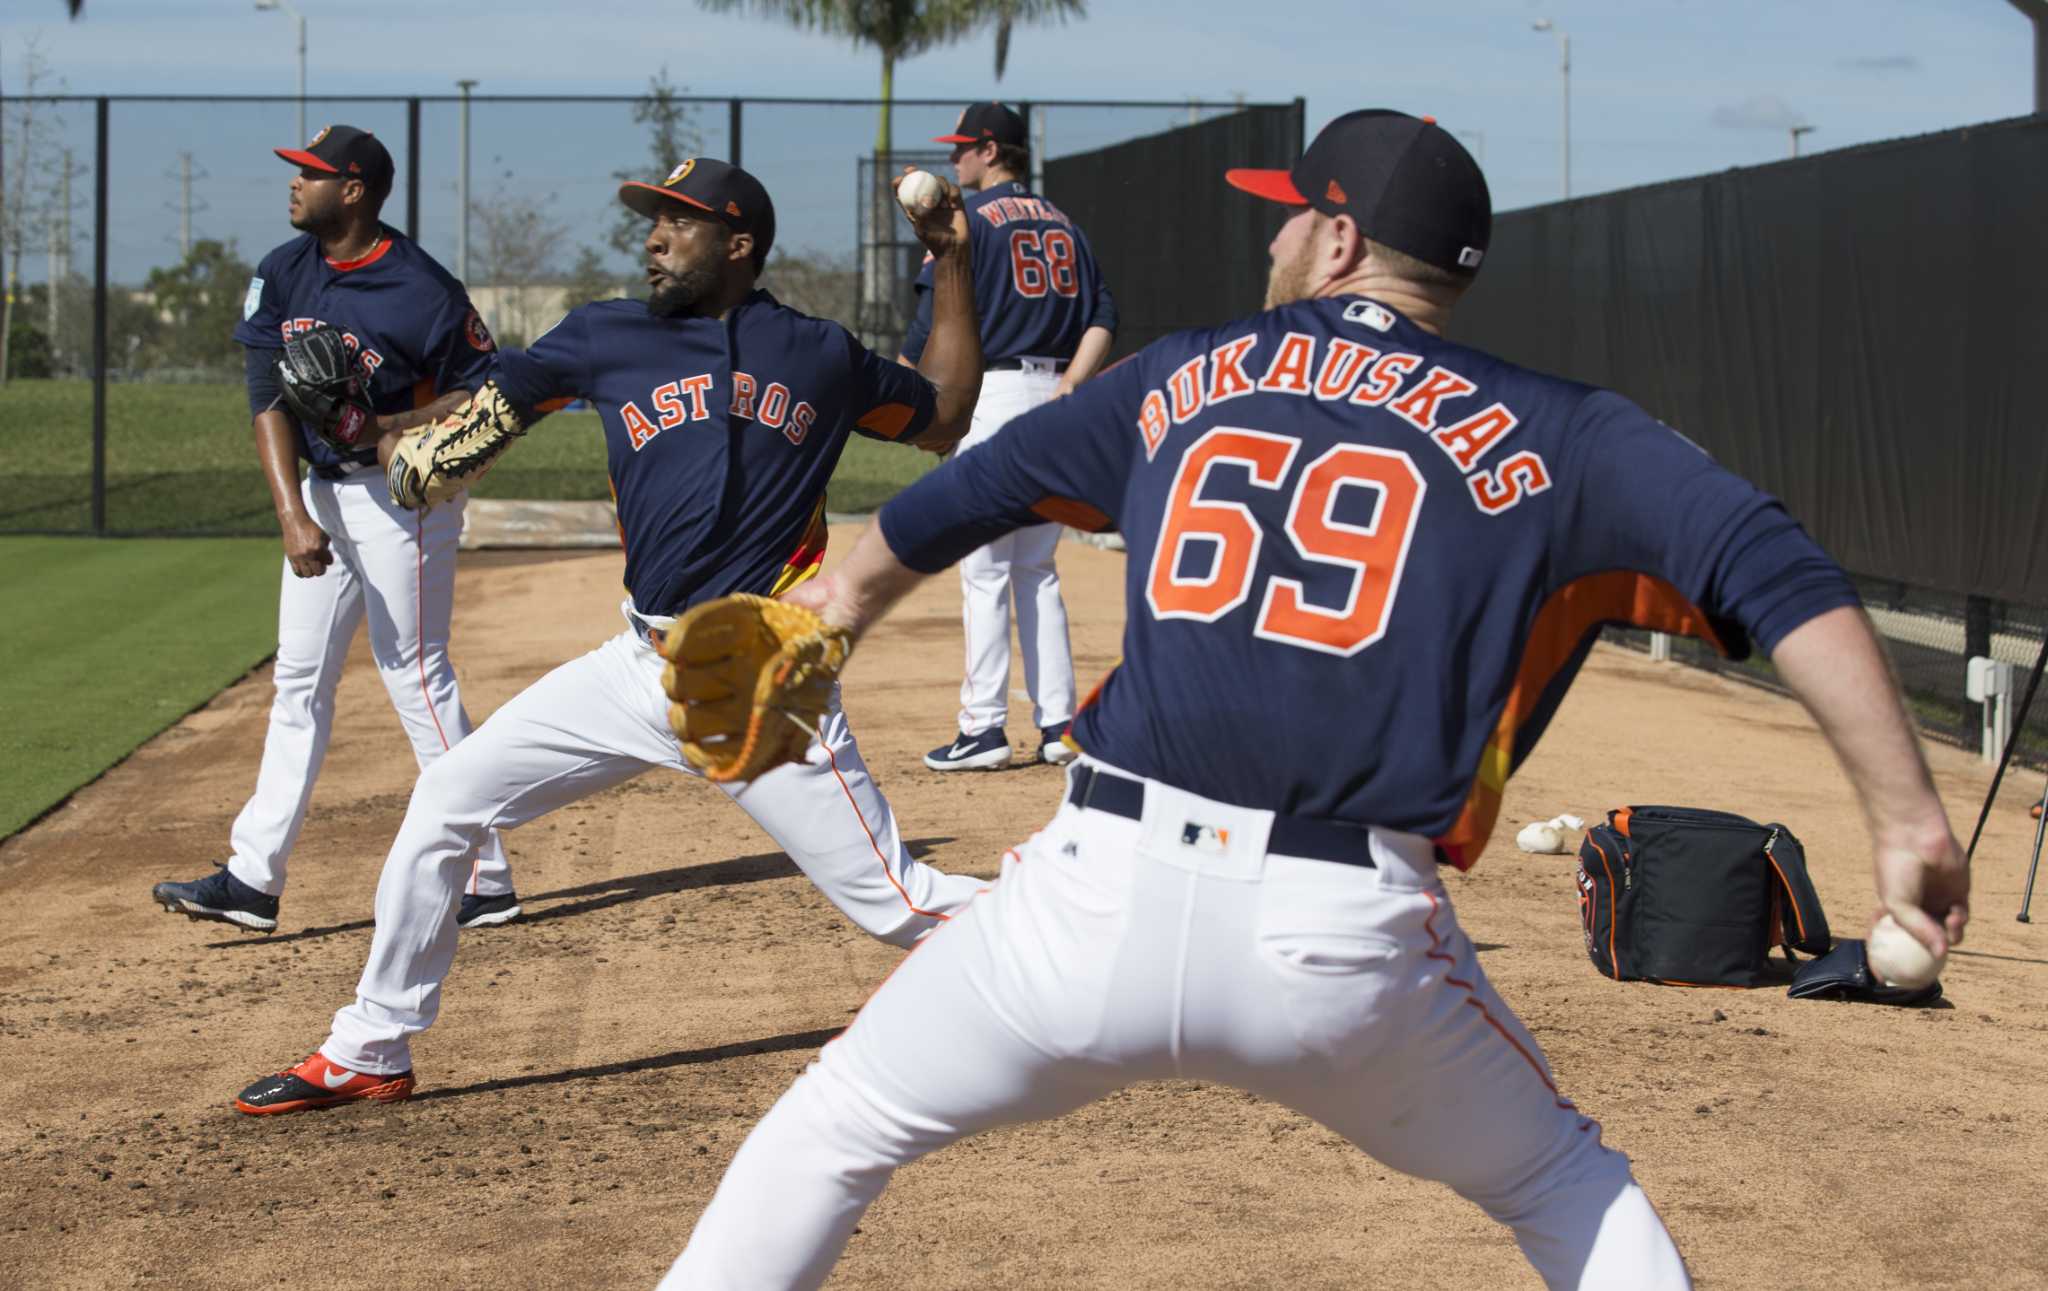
[
  {"left": 201, "top": 837, "right": 956, "bottom": 949},
  {"left": 411, "top": 1026, "right": 844, "bottom": 1103}
]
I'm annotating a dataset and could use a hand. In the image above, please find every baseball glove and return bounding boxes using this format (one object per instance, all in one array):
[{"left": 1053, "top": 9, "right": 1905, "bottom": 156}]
[
  {"left": 385, "top": 380, "right": 528, "bottom": 510},
  {"left": 658, "top": 594, "right": 851, "bottom": 783},
  {"left": 276, "top": 323, "right": 375, "bottom": 453}
]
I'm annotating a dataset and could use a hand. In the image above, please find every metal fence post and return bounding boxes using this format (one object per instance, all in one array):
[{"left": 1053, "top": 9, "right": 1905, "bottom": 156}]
[
  {"left": 729, "top": 98, "right": 743, "bottom": 168},
  {"left": 1966, "top": 595, "right": 1994, "bottom": 733},
  {"left": 1290, "top": 96, "right": 1306, "bottom": 158},
  {"left": 92, "top": 97, "right": 109, "bottom": 536},
  {"left": 405, "top": 97, "right": 421, "bottom": 238}
]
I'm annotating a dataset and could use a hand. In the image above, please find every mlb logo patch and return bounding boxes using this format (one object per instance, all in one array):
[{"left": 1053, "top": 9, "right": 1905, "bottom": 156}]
[
  {"left": 1342, "top": 300, "right": 1396, "bottom": 332},
  {"left": 1181, "top": 822, "right": 1230, "bottom": 854}
]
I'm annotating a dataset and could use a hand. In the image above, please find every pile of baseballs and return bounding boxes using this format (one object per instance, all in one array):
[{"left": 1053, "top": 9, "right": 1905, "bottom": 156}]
[{"left": 1515, "top": 813, "right": 1586, "bottom": 855}]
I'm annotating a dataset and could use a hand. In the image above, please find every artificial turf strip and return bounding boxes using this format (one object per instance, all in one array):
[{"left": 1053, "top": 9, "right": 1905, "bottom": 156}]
[{"left": 0, "top": 536, "right": 284, "bottom": 839}]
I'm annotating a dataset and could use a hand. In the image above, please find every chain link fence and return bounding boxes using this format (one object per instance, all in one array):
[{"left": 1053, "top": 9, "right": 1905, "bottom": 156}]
[
  {"left": 0, "top": 92, "right": 1286, "bottom": 537},
  {"left": 1607, "top": 576, "right": 2048, "bottom": 771}
]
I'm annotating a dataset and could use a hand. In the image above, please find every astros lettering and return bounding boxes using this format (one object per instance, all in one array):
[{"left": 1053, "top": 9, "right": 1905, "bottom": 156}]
[{"left": 618, "top": 371, "right": 820, "bottom": 450}]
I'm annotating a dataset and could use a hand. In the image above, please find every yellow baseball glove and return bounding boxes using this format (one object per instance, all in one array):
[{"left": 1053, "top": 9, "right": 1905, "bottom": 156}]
[
  {"left": 659, "top": 593, "right": 852, "bottom": 783},
  {"left": 385, "top": 380, "right": 527, "bottom": 510}
]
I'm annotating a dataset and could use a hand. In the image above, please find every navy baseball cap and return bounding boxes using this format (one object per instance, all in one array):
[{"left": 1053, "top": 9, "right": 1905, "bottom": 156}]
[
  {"left": 1226, "top": 109, "right": 1490, "bottom": 273},
  {"left": 935, "top": 102, "right": 1027, "bottom": 147},
  {"left": 274, "top": 124, "right": 394, "bottom": 195},
  {"left": 619, "top": 157, "right": 777, "bottom": 261}
]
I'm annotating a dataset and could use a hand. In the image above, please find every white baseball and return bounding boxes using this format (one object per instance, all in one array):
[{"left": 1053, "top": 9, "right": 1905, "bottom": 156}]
[
  {"left": 896, "top": 169, "right": 945, "bottom": 218},
  {"left": 1867, "top": 913, "right": 1943, "bottom": 988}
]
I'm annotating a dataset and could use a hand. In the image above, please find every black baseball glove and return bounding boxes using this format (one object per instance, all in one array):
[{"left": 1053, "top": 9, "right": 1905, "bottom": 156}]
[{"left": 276, "top": 323, "right": 376, "bottom": 453}]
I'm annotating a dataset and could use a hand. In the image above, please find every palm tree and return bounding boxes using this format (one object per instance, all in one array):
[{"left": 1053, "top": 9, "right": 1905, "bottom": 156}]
[{"left": 695, "top": 0, "right": 1085, "bottom": 154}]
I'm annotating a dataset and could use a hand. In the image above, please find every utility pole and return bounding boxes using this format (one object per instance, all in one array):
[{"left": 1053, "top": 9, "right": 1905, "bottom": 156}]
[
  {"left": 179, "top": 152, "right": 192, "bottom": 256},
  {"left": 1789, "top": 124, "right": 1816, "bottom": 158},
  {"left": 1532, "top": 20, "right": 1571, "bottom": 200},
  {"left": 2008, "top": 0, "right": 2048, "bottom": 114},
  {"left": 163, "top": 152, "right": 207, "bottom": 258},
  {"left": 457, "top": 79, "right": 478, "bottom": 282},
  {"left": 254, "top": 0, "right": 308, "bottom": 144}
]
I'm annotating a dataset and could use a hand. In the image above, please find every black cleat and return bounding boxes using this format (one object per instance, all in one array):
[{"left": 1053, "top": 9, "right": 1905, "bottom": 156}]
[
  {"left": 234, "top": 1053, "right": 415, "bottom": 1115},
  {"left": 457, "top": 891, "right": 523, "bottom": 929},
  {"left": 152, "top": 865, "right": 279, "bottom": 932},
  {"left": 923, "top": 726, "right": 1012, "bottom": 772}
]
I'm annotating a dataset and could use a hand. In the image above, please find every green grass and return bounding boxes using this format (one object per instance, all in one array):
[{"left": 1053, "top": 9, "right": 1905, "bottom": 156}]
[
  {"left": 0, "top": 379, "right": 934, "bottom": 533},
  {"left": 0, "top": 536, "right": 285, "bottom": 839}
]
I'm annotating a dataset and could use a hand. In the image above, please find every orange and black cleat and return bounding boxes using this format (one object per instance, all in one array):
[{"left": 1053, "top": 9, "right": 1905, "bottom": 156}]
[{"left": 234, "top": 1052, "right": 415, "bottom": 1115}]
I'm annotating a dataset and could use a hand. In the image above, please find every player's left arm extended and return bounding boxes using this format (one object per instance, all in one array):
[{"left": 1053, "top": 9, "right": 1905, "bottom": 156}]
[{"left": 902, "top": 190, "right": 981, "bottom": 452}]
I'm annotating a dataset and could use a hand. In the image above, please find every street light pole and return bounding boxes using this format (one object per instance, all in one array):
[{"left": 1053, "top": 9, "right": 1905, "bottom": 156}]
[
  {"left": 1789, "top": 124, "right": 1816, "bottom": 158},
  {"left": 1532, "top": 19, "right": 1570, "bottom": 200},
  {"left": 457, "top": 79, "right": 478, "bottom": 283},
  {"left": 254, "top": 0, "right": 307, "bottom": 144}
]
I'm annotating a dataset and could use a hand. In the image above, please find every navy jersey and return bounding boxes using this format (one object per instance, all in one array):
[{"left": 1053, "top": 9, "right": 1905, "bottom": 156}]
[
  {"left": 899, "top": 181, "right": 1116, "bottom": 365},
  {"left": 880, "top": 296, "right": 1859, "bottom": 865},
  {"left": 492, "top": 290, "right": 936, "bottom": 615},
  {"left": 234, "top": 226, "right": 496, "bottom": 471}
]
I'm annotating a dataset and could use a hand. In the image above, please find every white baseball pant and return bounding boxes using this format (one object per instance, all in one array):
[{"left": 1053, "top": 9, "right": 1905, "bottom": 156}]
[
  {"left": 320, "top": 602, "right": 986, "bottom": 1075},
  {"left": 665, "top": 758, "right": 1691, "bottom": 1291},
  {"left": 227, "top": 467, "right": 512, "bottom": 899},
  {"left": 954, "top": 365, "right": 1075, "bottom": 735}
]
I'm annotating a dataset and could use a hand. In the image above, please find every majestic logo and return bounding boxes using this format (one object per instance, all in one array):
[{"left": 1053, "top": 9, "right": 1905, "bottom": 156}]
[
  {"left": 1325, "top": 178, "right": 1348, "bottom": 205},
  {"left": 665, "top": 159, "right": 696, "bottom": 186},
  {"left": 243, "top": 277, "right": 265, "bottom": 321}
]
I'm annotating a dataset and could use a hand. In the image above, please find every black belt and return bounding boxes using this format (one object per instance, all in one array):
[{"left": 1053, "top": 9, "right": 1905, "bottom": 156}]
[
  {"left": 1065, "top": 764, "right": 1379, "bottom": 869},
  {"left": 629, "top": 608, "right": 671, "bottom": 650},
  {"left": 986, "top": 357, "right": 1069, "bottom": 373},
  {"left": 311, "top": 459, "right": 374, "bottom": 481}
]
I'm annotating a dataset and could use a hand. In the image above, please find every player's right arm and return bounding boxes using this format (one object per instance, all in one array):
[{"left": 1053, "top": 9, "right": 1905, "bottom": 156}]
[
  {"left": 1768, "top": 607, "right": 1967, "bottom": 955},
  {"left": 900, "top": 189, "right": 980, "bottom": 450},
  {"left": 249, "top": 371, "right": 332, "bottom": 578},
  {"left": 1554, "top": 391, "right": 1966, "bottom": 959},
  {"left": 234, "top": 258, "right": 330, "bottom": 577},
  {"left": 788, "top": 352, "right": 1144, "bottom": 635}
]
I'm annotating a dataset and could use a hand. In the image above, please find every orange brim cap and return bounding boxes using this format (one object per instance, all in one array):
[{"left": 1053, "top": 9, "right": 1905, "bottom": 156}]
[
  {"left": 275, "top": 147, "right": 339, "bottom": 173},
  {"left": 618, "top": 181, "right": 719, "bottom": 221},
  {"left": 1224, "top": 168, "right": 1307, "bottom": 205}
]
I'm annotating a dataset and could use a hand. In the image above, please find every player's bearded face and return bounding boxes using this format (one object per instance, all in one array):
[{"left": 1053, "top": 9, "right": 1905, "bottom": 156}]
[
  {"left": 1263, "top": 208, "right": 1321, "bottom": 309},
  {"left": 289, "top": 172, "right": 343, "bottom": 233},
  {"left": 646, "top": 214, "right": 730, "bottom": 317}
]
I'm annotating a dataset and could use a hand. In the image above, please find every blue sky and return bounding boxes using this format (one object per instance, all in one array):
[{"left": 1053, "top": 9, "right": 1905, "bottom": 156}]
[{"left": 2, "top": 0, "right": 2034, "bottom": 283}]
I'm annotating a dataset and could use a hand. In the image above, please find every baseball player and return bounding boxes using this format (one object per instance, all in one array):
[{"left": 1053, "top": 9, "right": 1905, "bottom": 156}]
[
  {"left": 662, "top": 111, "right": 1971, "bottom": 1289},
  {"left": 229, "top": 157, "right": 991, "bottom": 1114},
  {"left": 903, "top": 102, "right": 1117, "bottom": 771},
  {"left": 151, "top": 126, "right": 520, "bottom": 934}
]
